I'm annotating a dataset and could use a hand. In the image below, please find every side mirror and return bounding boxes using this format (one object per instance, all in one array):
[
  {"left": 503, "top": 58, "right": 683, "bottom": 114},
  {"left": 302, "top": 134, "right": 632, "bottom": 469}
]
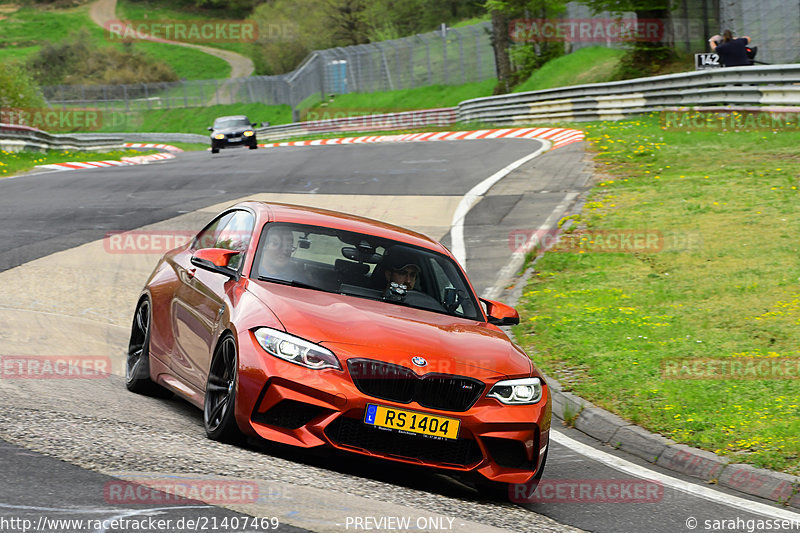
[
  {"left": 190, "top": 248, "right": 240, "bottom": 279},
  {"left": 207, "top": 126, "right": 214, "bottom": 132},
  {"left": 252, "top": 122, "right": 259, "bottom": 128},
  {"left": 480, "top": 298, "right": 520, "bottom": 326}
]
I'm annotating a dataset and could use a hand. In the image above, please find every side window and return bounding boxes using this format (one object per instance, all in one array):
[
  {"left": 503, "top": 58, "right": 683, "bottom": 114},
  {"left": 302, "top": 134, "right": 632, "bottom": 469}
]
[
  {"left": 428, "top": 257, "right": 478, "bottom": 319},
  {"left": 215, "top": 211, "right": 255, "bottom": 270},
  {"left": 429, "top": 258, "right": 455, "bottom": 301},
  {"left": 193, "top": 212, "right": 234, "bottom": 251}
]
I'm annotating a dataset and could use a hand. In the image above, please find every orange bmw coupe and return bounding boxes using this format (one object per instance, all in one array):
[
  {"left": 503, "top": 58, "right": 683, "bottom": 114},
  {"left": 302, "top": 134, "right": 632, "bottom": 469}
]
[{"left": 126, "top": 201, "right": 550, "bottom": 496}]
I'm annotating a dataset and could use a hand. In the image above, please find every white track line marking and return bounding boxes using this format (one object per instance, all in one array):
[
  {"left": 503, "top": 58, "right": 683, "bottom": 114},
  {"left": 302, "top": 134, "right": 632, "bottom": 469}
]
[
  {"left": 551, "top": 430, "right": 800, "bottom": 520},
  {"left": 450, "top": 140, "right": 551, "bottom": 268},
  {"left": 481, "top": 191, "right": 577, "bottom": 300}
]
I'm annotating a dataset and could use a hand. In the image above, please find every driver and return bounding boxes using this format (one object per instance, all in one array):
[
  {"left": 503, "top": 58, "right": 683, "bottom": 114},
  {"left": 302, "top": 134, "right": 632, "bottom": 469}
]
[
  {"left": 259, "top": 225, "right": 297, "bottom": 279},
  {"left": 382, "top": 246, "right": 421, "bottom": 291}
]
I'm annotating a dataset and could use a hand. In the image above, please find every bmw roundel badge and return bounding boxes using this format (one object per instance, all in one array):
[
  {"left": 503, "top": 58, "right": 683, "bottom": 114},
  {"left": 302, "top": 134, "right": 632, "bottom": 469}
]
[{"left": 412, "top": 356, "right": 427, "bottom": 367}]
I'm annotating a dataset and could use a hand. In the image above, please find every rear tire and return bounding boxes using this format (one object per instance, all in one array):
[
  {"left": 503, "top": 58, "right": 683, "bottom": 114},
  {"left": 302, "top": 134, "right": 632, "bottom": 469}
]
[
  {"left": 204, "top": 334, "right": 243, "bottom": 443},
  {"left": 125, "top": 298, "right": 171, "bottom": 398}
]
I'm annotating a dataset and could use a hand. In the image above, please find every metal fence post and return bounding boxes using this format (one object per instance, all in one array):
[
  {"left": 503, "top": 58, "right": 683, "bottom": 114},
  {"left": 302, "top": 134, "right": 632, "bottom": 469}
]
[
  {"left": 415, "top": 33, "right": 433, "bottom": 86},
  {"left": 441, "top": 25, "right": 448, "bottom": 85},
  {"left": 375, "top": 43, "right": 394, "bottom": 91},
  {"left": 470, "top": 25, "right": 482, "bottom": 81},
  {"left": 407, "top": 39, "right": 415, "bottom": 88},
  {"left": 455, "top": 28, "right": 465, "bottom": 84},
  {"left": 383, "top": 40, "right": 400, "bottom": 90}
]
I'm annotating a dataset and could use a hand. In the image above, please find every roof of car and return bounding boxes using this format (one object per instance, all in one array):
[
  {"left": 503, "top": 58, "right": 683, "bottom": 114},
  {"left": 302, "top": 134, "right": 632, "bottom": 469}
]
[
  {"left": 236, "top": 201, "right": 448, "bottom": 254},
  {"left": 214, "top": 115, "right": 249, "bottom": 121}
]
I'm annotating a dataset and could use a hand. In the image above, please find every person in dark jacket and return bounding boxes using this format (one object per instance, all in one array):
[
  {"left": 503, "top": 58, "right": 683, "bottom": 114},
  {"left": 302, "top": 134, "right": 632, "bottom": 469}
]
[{"left": 709, "top": 30, "right": 752, "bottom": 67}]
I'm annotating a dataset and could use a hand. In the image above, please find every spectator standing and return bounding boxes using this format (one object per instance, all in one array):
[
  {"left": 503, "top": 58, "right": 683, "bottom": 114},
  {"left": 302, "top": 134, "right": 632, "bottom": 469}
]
[{"left": 709, "top": 30, "right": 751, "bottom": 67}]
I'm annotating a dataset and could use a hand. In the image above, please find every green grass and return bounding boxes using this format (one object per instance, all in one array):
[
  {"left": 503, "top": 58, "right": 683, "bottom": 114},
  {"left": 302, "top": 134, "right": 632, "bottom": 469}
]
[
  {"left": 92, "top": 82, "right": 492, "bottom": 133},
  {"left": 514, "top": 46, "right": 626, "bottom": 93},
  {"left": 93, "top": 103, "right": 292, "bottom": 133},
  {"left": 305, "top": 80, "right": 497, "bottom": 115},
  {"left": 513, "top": 114, "right": 800, "bottom": 475},
  {"left": 132, "top": 41, "right": 230, "bottom": 80},
  {"left": 0, "top": 5, "right": 107, "bottom": 66},
  {"left": 116, "top": 0, "right": 253, "bottom": 59},
  {"left": 451, "top": 15, "right": 490, "bottom": 28},
  {"left": 0, "top": 148, "right": 158, "bottom": 177},
  {"left": 0, "top": 3, "right": 230, "bottom": 80}
]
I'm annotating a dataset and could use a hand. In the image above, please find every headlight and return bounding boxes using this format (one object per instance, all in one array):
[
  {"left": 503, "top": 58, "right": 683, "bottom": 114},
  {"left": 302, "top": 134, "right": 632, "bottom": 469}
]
[
  {"left": 243, "top": 130, "right": 254, "bottom": 137},
  {"left": 253, "top": 328, "right": 341, "bottom": 370},
  {"left": 214, "top": 133, "right": 225, "bottom": 140},
  {"left": 487, "top": 377, "right": 543, "bottom": 404}
]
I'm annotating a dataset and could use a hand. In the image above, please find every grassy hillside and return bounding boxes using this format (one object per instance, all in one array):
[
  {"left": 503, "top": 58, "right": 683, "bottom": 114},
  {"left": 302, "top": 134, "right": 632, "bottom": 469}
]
[
  {"left": 95, "top": 103, "right": 292, "bottom": 134},
  {"left": 514, "top": 46, "right": 626, "bottom": 93},
  {"left": 0, "top": 3, "right": 230, "bottom": 80},
  {"left": 306, "top": 80, "right": 497, "bottom": 114},
  {"left": 116, "top": 0, "right": 254, "bottom": 60}
]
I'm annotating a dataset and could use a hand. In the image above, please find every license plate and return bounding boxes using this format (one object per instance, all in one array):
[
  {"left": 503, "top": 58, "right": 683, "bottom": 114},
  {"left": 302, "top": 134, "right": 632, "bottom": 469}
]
[
  {"left": 229, "top": 136, "right": 241, "bottom": 142},
  {"left": 364, "top": 404, "right": 460, "bottom": 440}
]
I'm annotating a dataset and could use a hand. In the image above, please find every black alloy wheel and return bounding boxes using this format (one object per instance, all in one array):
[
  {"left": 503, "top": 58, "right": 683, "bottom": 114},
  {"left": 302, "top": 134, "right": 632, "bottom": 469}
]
[
  {"left": 125, "top": 298, "right": 170, "bottom": 397},
  {"left": 204, "top": 334, "right": 243, "bottom": 442}
]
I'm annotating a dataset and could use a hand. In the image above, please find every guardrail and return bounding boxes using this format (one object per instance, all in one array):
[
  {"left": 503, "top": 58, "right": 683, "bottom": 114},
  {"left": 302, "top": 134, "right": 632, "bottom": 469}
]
[
  {"left": 0, "top": 124, "right": 124, "bottom": 153},
  {"left": 256, "top": 108, "right": 456, "bottom": 141},
  {"left": 456, "top": 65, "right": 800, "bottom": 124},
  {"left": 65, "top": 132, "right": 209, "bottom": 144}
]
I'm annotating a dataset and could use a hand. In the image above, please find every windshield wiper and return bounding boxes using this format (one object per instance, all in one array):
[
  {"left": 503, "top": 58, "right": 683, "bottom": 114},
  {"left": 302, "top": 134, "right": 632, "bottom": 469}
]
[{"left": 257, "top": 276, "right": 335, "bottom": 293}]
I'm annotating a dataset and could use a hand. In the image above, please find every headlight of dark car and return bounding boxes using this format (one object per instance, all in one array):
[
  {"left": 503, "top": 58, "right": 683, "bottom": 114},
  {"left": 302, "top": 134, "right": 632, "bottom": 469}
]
[
  {"left": 487, "top": 377, "right": 543, "bottom": 404},
  {"left": 214, "top": 133, "right": 225, "bottom": 140},
  {"left": 254, "top": 328, "right": 341, "bottom": 370},
  {"left": 243, "top": 130, "right": 254, "bottom": 137}
]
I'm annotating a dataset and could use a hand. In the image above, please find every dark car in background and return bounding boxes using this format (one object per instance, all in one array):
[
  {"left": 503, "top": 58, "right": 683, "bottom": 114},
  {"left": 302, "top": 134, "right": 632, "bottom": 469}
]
[{"left": 208, "top": 115, "right": 258, "bottom": 153}]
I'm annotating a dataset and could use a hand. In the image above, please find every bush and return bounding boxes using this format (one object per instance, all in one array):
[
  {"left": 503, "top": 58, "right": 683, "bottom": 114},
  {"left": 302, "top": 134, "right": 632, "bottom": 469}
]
[
  {"left": 27, "top": 29, "right": 179, "bottom": 86},
  {"left": 0, "top": 61, "right": 45, "bottom": 109}
]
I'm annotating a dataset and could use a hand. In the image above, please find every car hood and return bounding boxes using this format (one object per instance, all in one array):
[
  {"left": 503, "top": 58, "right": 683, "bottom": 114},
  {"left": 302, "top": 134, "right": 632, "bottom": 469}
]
[
  {"left": 247, "top": 281, "right": 532, "bottom": 379},
  {"left": 212, "top": 126, "right": 251, "bottom": 135}
]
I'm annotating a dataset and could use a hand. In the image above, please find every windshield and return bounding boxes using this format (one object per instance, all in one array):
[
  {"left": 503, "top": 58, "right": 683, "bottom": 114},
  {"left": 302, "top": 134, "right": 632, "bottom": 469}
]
[
  {"left": 251, "top": 223, "right": 481, "bottom": 320},
  {"left": 214, "top": 118, "right": 251, "bottom": 129}
]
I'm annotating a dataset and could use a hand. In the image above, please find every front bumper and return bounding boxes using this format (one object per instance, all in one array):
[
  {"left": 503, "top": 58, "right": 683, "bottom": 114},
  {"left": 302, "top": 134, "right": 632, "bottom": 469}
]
[
  {"left": 235, "top": 330, "right": 551, "bottom": 485},
  {"left": 211, "top": 135, "right": 257, "bottom": 149}
]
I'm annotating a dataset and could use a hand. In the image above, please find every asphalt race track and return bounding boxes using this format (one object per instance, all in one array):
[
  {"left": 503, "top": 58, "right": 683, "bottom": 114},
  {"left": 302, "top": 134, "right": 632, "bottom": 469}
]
[{"left": 0, "top": 140, "right": 795, "bottom": 533}]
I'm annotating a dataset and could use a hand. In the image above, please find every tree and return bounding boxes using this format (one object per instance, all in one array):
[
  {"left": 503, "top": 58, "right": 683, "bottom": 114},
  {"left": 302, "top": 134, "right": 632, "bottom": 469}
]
[
  {"left": 485, "top": 0, "right": 567, "bottom": 94},
  {"left": 578, "top": 0, "right": 676, "bottom": 77},
  {"left": 325, "top": 0, "right": 370, "bottom": 46}
]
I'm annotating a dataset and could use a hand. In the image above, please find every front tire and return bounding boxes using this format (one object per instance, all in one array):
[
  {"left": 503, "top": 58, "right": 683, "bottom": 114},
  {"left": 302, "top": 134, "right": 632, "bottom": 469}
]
[
  {"left": 204, "top": 334, "right": 243, "bottom": 442},
  {"left": 211, "top": 147, "right": 219, "bottom": 154},
  {"left": 125, "top": 298, "right": 171, "bottom": 397}
]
